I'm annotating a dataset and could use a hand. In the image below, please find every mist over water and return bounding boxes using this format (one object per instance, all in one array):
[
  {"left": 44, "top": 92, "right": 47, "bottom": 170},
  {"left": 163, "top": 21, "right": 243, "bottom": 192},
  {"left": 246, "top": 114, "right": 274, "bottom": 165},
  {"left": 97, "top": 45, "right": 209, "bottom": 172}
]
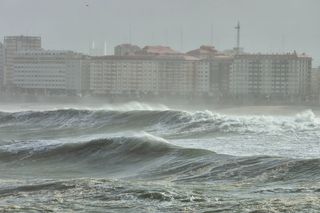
[
  {"left": 0, "top": 101, "right": 320, "bottom": 212},
  {"left": 1, "top": 0, "right": 320, "bottom": 211}
]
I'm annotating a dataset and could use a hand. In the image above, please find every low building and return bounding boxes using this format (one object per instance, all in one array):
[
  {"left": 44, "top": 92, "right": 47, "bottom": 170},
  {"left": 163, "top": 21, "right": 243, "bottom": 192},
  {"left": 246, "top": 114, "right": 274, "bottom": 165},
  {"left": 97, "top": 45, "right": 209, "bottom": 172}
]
[
  {"left": 114, "top": 44, "right": 141, "bottom": 56},
  {"left": 230, "top": 52, "right": 312, "bottom": 102},
  {"left": 13, "top": 50, "right": 90, "bottom": 94}
]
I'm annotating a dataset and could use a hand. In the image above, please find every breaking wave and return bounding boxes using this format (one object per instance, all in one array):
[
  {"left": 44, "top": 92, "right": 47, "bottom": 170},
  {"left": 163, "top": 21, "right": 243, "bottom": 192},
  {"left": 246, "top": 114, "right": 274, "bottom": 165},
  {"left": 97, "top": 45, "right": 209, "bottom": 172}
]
[
  {"left": 0, "top": 108, "right": 319, "bottom": 137},
  {"left": 1, "top": 134, "right": 319, "bottom": 183}
]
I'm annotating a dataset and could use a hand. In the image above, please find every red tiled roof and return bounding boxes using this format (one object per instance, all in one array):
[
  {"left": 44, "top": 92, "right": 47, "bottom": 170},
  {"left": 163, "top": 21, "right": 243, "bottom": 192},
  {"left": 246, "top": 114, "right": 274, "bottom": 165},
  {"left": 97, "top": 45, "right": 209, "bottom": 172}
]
[{"left": 139, "top": 46, "right": 180, "bottom": 55}]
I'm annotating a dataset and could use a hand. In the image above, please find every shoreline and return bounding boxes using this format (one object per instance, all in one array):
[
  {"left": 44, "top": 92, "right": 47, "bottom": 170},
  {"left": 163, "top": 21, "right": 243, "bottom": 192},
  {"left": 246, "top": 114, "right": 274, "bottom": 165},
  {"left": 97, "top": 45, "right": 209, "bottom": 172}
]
[{"left": 0, "top": 93, "right": 320, "bottom": 116}]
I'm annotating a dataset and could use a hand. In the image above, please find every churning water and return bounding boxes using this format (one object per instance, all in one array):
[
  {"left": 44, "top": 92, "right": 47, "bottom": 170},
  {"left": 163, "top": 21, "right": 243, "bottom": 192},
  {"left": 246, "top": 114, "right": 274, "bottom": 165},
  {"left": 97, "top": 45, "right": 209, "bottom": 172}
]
[{"left": 0, "top": 103, "right": 319, "bottom": 212}]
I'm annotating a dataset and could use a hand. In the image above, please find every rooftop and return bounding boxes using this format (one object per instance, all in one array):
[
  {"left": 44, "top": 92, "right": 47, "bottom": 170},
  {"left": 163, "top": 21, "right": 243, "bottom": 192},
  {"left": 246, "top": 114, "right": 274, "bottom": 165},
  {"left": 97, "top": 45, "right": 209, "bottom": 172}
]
[{"left": 138, "top": 45, "right": 180, "bottom": 55}]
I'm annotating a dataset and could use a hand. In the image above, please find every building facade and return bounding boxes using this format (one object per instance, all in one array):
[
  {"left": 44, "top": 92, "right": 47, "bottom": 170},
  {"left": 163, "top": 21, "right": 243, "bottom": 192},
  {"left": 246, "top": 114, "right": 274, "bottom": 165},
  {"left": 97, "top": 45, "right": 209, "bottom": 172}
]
[
  {"left": 230, "top": 53, "right": 312, "bottom": 101},
  {"left": 13, "top": 50, "right": 90, "bottom": 94},
  {"left": 311, "top": 67, "right": 320, "bottom": 103},
  {"left": 90, "top": 55, "right": 198, "bottom": 96},
  {"left": 188, "top": 46, "right": 232, "bottom": 97},
  {"left": 3, "top": 36, "right": 42, "bottom": 87},
  {"left": 194, "top": 56, "right": 232, "bottom": 97}
]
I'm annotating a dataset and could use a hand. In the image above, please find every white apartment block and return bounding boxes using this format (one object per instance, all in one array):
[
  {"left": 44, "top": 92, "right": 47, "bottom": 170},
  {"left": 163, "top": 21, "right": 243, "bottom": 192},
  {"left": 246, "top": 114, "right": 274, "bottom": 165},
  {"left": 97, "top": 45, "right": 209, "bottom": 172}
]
[
  {"left": 90, "top": 55, "right": 198, "bottom": 96},
  {"left": 195, "top": 56, "right": 232, "bottom": 96},
  {"left": 311, "top": 67, "right": 320, "bottom": 98},
  {"left": 195, "top": 60, "right": 210, "bottom": 94},
  {"left": 230, "top": 53, "right": 312, "bottom": 99},
  {"left": 3, "top": 36, "right": 41, "bottom": 87},
  {"left": 13, "top": 50, "right": 90, "bottom": 94}
]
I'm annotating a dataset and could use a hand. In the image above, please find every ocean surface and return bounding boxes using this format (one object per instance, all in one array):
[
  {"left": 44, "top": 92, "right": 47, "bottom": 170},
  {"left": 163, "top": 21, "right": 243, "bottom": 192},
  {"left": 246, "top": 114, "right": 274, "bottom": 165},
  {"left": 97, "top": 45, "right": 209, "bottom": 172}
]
[{"left": 0, "top": 102, "right": 319, "bottom": 212}]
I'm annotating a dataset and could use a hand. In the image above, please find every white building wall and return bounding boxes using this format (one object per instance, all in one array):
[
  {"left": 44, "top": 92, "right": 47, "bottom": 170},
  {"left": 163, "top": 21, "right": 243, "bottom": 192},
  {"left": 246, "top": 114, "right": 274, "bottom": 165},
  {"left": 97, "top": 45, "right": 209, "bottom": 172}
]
[
  {"left": 13, "top": 50, "right": 88, "bottom": 93},
  {"left": 230, "top": 59, "right": 249, "bottom": 95},
  {"left": 90, "top": 57, "right": 196, "bottom": 96},
  {"left": 195, "top": 61, "right": 210, "bottom": 94},
  {"left": 230, "top": 55, "right": 311, "bottom": 98},
  {"left": 90, "top": 59, "right": 160, "bottom": 95},
  {"left": 3, "top": 36, "right": 41, "bottom": 87}
]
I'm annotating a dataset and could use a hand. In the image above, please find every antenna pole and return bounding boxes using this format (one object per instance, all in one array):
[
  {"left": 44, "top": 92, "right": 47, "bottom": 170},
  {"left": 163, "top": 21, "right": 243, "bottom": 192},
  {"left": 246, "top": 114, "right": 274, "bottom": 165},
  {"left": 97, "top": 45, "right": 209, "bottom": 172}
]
[
  {"left": 210, "top": 24, "right": 213, "bottom": 46},
  {"left": 180, "top": 26, "right": 183, "bottom": 52},
  {"left": 104, "top": 40, "right": 107, "bottom": 55},
  {"left": 235, "top": 21, "right": 240, "bottom": 54},
  {"left": 129, "top": 24, "right": 132, "bottom": 44}
]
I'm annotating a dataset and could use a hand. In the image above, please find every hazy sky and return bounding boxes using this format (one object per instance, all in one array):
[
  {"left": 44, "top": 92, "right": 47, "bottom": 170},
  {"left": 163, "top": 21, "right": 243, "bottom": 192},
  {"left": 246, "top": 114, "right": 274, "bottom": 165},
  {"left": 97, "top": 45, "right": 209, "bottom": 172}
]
[{"left": 0, "top": 0, "right": 319, "bottom": 66}]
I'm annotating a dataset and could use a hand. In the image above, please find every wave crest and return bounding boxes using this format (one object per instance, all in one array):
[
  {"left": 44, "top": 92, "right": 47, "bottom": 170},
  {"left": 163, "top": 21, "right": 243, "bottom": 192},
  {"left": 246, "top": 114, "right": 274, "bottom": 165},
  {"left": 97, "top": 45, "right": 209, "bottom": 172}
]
[{"left": 0, "top": 109, "right": 319, "bottom": 136}]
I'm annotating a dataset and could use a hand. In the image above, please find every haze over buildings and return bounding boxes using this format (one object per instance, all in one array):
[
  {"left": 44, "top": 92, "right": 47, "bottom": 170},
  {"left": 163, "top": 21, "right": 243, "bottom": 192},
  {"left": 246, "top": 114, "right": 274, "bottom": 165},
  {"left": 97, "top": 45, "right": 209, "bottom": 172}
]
[
  {"left": 0, "top": 0, "right": 319, "bottom": 66},
  {"left": 0, "top": 0, "right": 319, "bottom": 104},
  {"left": 0, "top": 33, "right": 315, "bottom": 105}
]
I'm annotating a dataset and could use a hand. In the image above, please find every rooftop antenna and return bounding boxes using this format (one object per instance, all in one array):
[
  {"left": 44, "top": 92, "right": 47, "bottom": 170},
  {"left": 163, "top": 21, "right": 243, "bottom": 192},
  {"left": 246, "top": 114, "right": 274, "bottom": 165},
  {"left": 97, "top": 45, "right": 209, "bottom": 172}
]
[
  {"left": 92, "top": 40, "right": 95, "bottom": 50},
  {"left": 129, "top": 24, "right": 132, "bottom": 44},
  {"left": 281, "top": 34, "right": 285, "bottom": 53},
  {"left": 180, "top": 26, "right": 184, "bottom": 52},
  {"left": 235, "top": 21, "right": 240, "bottom": 54},
  {"left": 164, "top": 28, "right": 169, "bottom": 46},
  {"left": 104, "top": 40, "right": 107, "bottom": 55},
  {"left": 151, "top": 31, "right": 155, "bottom": 45},
  {"left": 210, "top": 24, "right": 213, "bottom": 46}
]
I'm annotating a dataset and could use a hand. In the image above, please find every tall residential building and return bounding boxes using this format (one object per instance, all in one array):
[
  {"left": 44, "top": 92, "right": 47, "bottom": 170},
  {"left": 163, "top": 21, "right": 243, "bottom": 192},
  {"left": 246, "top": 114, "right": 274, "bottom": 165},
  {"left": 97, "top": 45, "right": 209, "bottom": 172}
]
[
  {"left": 157, "top": 55, "right": 197, "bottom": 95},
  {"left": 230, "top": 52, "right": 312, "bottom": 101},
  {"left": 3, "top": 36, "right": 42, "bottom": 87},
  {"left": 90, "top": 55, "right": 198, "bottom": 96},
  {"left": 114, "top": 44, "right": 141, "bottom": 56},
  {"left": 13, "top": 50, "right": 90, "bottom": 94},
  {"left": 195, "top": 56, "right": 232, "bottom": 97},
  {"left": 188, "top": 46, "right": 232, "bottom": 97},
  {"left": 311, "top": 67, "right": 320, "bottom": 102}
]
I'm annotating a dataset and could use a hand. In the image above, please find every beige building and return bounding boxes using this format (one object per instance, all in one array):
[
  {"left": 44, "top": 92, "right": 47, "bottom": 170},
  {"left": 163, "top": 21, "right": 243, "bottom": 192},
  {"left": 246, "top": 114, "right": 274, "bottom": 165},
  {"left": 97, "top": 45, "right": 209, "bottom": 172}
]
[
  {"left": 13, "top": 50, "right": 90, "bottom": 94},
  {"left": 311, "top": 67, "right": 320, "bottom": 102},
  {"left": 3, "top": 36, "right": 42, "bottom": 87},
  {"left": 188, "top": 46, "right": 232, "bottom": 97},
  {"left": 90, "top": 55, "right": 198, "bottom": 96},
  {"left": 230, "top": 52, "right": 312, "bottom": 101},
  {"left": 194, "top": 57, "right": 232, "bottom": 97}
]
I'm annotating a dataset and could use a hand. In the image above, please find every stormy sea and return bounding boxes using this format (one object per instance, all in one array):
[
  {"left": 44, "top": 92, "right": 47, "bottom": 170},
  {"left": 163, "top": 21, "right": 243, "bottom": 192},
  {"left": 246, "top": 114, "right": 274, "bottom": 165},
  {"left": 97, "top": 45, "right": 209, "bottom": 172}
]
[{"left": 0, "top": 102, "right": 319, "bottom": 212}]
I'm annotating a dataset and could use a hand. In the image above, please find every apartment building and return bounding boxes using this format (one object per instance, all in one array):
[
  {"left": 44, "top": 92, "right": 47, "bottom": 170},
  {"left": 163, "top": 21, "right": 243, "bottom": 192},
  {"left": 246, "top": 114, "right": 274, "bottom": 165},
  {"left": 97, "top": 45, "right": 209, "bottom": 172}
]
[
  {"left": 90, "top": 54, "right": 198, "bottom": 96},
  {"left": 3, "top": 36, "right": 42, "bottom": 87},
  {"left": 194, "top": 56, "right": 232, "bottom": 97},
  {"left": 157, "top": 55, "right": 197, "bottom": 95},
  {"left": 311, "top": 67, "right": 320, "bottom": 102},
  {"left": 230, "top": 52, "right": 312, "bottom": 100},
  {"left": 13, "top": 50, "right": 90, "bottom": 94},
  {"left": 188, "top": 46, "right": 232, "bottom": 97}
]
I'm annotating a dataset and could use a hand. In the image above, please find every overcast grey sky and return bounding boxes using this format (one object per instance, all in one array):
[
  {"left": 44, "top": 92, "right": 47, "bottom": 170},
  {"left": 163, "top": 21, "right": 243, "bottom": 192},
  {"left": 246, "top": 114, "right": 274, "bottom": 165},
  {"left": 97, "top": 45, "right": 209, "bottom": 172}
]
[{"left": 0, "top": 0, "right": 319, "bottom": 66}]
